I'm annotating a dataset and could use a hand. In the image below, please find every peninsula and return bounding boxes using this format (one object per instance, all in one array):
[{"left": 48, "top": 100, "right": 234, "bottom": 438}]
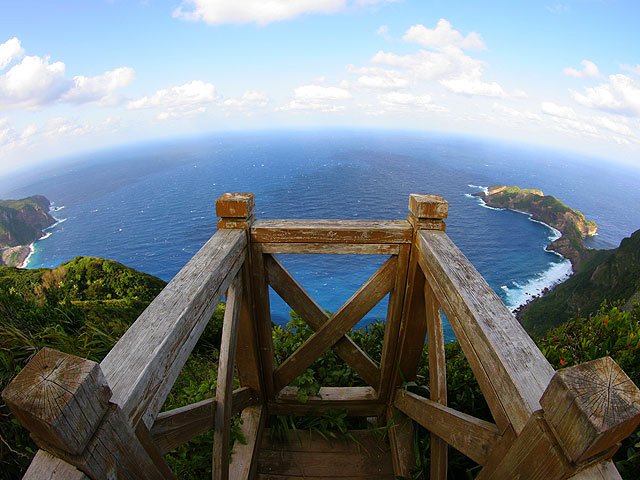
[
  {"left": 0, "top": 195, "right": 57, "bottom": 267},
  {"left": 473, "top": 185, "right": 598, "bottom": 270}
]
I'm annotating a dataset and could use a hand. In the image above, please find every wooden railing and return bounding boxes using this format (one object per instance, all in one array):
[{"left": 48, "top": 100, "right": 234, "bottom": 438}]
[{"left": 4, "top": 192, "right": 640, "bottom": 479}]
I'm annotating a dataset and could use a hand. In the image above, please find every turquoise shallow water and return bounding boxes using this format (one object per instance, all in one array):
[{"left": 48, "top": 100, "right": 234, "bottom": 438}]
[{"left": 4, "top": 130, "right": 640, "bottom": 341}]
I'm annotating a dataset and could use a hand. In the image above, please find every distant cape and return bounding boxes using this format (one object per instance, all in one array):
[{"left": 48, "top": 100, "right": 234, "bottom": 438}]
[{"left": 0, "top": 195, "right": 57, "bottom": 267}]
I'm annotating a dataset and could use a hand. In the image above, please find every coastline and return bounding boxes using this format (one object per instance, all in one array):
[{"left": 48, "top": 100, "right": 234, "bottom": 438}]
[
  {"left": 466, "top": 185, "right": 573, "bottom": 312},
  {"left": 16, "top": 208, "right": 65, "bottom": 269}
]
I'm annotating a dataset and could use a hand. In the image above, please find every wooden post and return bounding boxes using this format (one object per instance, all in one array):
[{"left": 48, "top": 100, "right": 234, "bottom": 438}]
[
  {"left": 3, "top": 348, "right": 175, "bottom": 479},
  {"left": 478, "top": 357, "right": 640, "bottom": 479},
  {"left": 217, "top": 192, "right": 256, "bottom": 230},
  {"left": 407, "top": 193, "right": 448, "bottom": 231}
]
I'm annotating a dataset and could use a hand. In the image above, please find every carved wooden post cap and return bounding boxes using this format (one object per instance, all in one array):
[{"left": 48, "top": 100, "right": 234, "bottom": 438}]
[
  {"left": 408, "top": 194, "right": 448, "bottom": 231},
  {"left": 216, "top": 193, "right": 255, "bottom": 218},
  {"left": 2, "top": 348, "right": 112, "bottom": 455},
  {"left": 540, "top": 356, "right": 640, "bottom": 463}
]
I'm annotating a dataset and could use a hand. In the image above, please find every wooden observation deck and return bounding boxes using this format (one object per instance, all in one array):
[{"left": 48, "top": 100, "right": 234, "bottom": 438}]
[{"left": 4, "top": 193, "right": 640, "bottom": 479}]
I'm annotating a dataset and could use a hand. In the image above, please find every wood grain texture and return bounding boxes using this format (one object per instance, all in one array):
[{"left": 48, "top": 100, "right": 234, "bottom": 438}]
[
  {"left": 273, "top": 256, "right": 397, "bottom": 392},
  {"left": 394, "top": 390, "right": 500, "bottom": 466},
  {"left": 387, "top": 409, "right": 416, "bottom": 478},
  {"left": 150, "top": 387, "right": 256, "bottom": 454},
  {"left": 377, "top": 244, "right": 411, "bottom": 403},
  {"left": 235, "top": 264, "right": 263, "bottom": 394},
  {"left": 216, "top": 192, "right": 255, "bottom": 218},
  {"left": 252, "top": 219, "right": 412, "bottom": 244},
  {"left": 257, "top": 429, "right": 394, "bottom": 479},
  {"left": 249, "top": 242, "right": 276, "bottom": 399},
  {"left": 229, "top": 405, "right": 266, "bottom": 480},
  {"left": 269, "top": 386, "right": 383, "bottom": 416},
  {"left": 566, "top": 460, "right": 622, "bottom": 480},
  {"left": 265, "top": 254, "right": 380, "bottom": 388},
  {"left": 540, "top": 356, "right": 640, "bottom": 463},
  {"left": 416, "top": 230, "right": 555, "bottom": 434},
  {"left": 425, "top": 281, "right": 448, "bottom": 479},
  {"left": 100, "top": 229, "right": 247, "bottom": 429},
  {"left": 260, "top": 242, "right": 399, "bottom": 255},
  {"left": 3, "top": 348, "right": 111, "bottom": 455},
  {"left": 408, "top": 194, "right": 448, "bottom": 219},
  {"left": 213, "top": 276, "right": 244, "bottom": 480},
  {"left": 23, "top": 451, "right": 89, "bottom": 480}
]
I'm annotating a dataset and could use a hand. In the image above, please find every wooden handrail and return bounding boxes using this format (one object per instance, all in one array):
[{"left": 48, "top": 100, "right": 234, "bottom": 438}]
[{"left": 4, "top": 191, "right": 639, "bottom": 480}]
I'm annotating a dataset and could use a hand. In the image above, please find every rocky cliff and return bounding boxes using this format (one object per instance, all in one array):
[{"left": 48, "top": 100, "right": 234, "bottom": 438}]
[
  {"left": 0, "top": 195, "right": 57, "bottom": 267},
  {"left": 474, "top": 185, "right": 598, "bottom": 270}
]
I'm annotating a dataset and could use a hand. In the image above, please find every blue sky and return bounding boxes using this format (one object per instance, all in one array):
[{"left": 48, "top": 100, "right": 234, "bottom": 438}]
[{"left": 1, "top": 0, "right": 639, "bottom": 172}]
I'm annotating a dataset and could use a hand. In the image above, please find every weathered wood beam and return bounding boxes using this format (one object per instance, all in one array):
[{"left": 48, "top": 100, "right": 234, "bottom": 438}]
[
  {"left": 3, "top": 348, "right": 175, "bottom": 479},
  {"left": 234, "top": 264, "right": 263, "bottom": 394},
  {"left": 251, "top": 219, "right": 412, "bottom": 244},
  {"left": 425, "top": 280, "right": 448, "bottom": 479},
  {"left": 265, "top": 254, "right": 380, "bottom": 388},
  {"left": 229, "top": 405, "right": 266, "bottom": 480},
  {"left": 213, "top": 275, "right": 244, "bottom": 480},
  {"left": 567, "top": 460, "right": 622, "bottom": 480},
  {"left": 269, "top": 386, "right": 383, "bottom": 416},
  {"left": 150, "top": 387, "right": 256, "bottom": 455},
  {"left": 416, "top": 230, "right": 555, "bottom": 434},
  {"left": 260, "top": 242, "right": 400, "bottom": 255},
  {"left": 387, "top": 409, "right": 416, "bottom": 479},
  {"left": 23, "top": 451, "right": 89, "bottom": 480},
  {"left": 100, "top": 228, "right": 247, "bottom": 429},
  {"left": 394, "top": 389, "right": 501, "bottom": 466},
  {"left": 272, "top": 256, "right": 397, "bottom": 392}
]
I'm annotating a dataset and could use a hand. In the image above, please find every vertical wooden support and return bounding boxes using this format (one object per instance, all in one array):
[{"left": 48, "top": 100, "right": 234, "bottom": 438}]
[
  {"left": 478, "top": 357, "right": 640, "bottom": 480},
  {"left": 387, "top": 409, "right": 416, "bottom": 478},
  {"left": 229, "top": 405, "right": 266, "bottom": 479},
  {"left": 216, "top": 192, "right": 265, "bottom": 398},
  {"left": 425, "top": 281, "right": 448, "bottom": 480},
  {"left": 213, "top": 275, "right": 243, "bottom": 480},
  {"left": 2, "top": 348, "right": 175, "bottom": 479}
]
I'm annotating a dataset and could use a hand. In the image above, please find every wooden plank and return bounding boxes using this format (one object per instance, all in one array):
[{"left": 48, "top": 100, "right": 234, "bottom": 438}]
[
  {"left": 273, "top": 256, "right": 397, "bottom": 392},
  {"left": 250, "top": 242, "right": 276, "bottom": 399},
  {"left": 260, "top": 242, "right": 399, "bottom": 255},
  {"left": 213, "top": 275, "right": 244, "bottom": 480},
  {"left": 416, "top": 230, "right": 555, "bottom": 434},
  {"left": 265, "top": 254, "right": 380, "bottom": 388},
  {"left": 394, "top": 390, "right": 501, "bottom": 466},
  {"left": 235, "top": 263, "right": 263, "bottom": 394},
  {"left": 100, "top": 229, "right": 247, "bottom": 429},
  {"left": 567, "top": 460, "right": 622, "bottom": 480},
  {"left": 23, "top": 451, "right": 89, "bottom": 480},
  {"left": 271, "top": 387, "right": 383, "bottom": 416},
  {"left": 230, "top": 405, "right": 266, "bottom": 480},
  {"left": 425, "top": 281, "right": 448, "bottom": 480},
  {"left": 387, "top": 409, "right": 416, "bottom": 479},
  {"left": 150, "top": 387, "right": 256, "bottom": 454},
  {"left": 378, "top": 243, "right": 412, "bottom": 402},
  {"left": 252, "top": 219, "right": 412, "bottom": 244},
  {"left": 257, "top": 429, "right": 394, "bottom": 478}
]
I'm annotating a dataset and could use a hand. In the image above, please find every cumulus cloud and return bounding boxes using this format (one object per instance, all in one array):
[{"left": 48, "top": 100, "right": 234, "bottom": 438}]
[
  {"left": 403, "top": 19, "right": 487, "bottom": 50},
  {"left": 279, "top": 84, "right": 351, "bottom": 112},
  {"left": 0, "top": 37, "right": 134, "bottom": 112},
  {"left": 621, "top": 64, "right": 640, "bottom": 75},
  {"left": 541, "top": 101, "right": 577, "bottom": 119},
  {"left": 376, "top": 25, "right": 391, "bottom": 40},
  {"left": 570, "top": 74, "right": 640, "bottom": 117},
  {"left": 0, "top": 37, "right": 24, "bottom": 70},
  {"left": 563, "top": 60, "right": 601, "bottom": 78},
  {"left": 223, "top": 90, "right": 269, "bottom": 110},
  {"left": 63, "top": 67, "right": 135, "bottom": 106},
  {"left": 127, "top": 80, "right": 217, "bottom": 119},
  {"left": 492, "top": 103, "right": 542, "bottom": 122},
  {"left": 174, "top": 0, "right": 345, "bottom": 25},
  {"left": 346, "top": 64, "right": 408, "bottom": 89}
]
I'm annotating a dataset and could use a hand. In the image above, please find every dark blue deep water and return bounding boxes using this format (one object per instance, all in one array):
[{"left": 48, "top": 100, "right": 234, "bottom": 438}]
[{"left": 3, "top": 130, "right": 640, "bottom": 341}]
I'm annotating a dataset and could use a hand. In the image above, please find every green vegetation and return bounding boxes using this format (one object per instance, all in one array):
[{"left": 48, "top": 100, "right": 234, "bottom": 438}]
[
  {"left": 1, "top": 258, "right": 639, "bottom": 478},
  {"left": 520, "top": 229, "right": 640, "bottom": 334},
  {"left": 0, "top": 195, "right": 56, "bottom": 248}
]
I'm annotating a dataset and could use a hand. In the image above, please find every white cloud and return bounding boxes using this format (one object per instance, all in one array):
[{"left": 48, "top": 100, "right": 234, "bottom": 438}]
[
  {"left": 376, "top": 25, "right": 391, "bottom": 40},
  {"left": 541, "top": 101, "right": 577, "bottom": 119},
  {"left": 223, "top": 90, "right": 269, "bottom": 109},
  {"left": 621, "top": 64, "right": 640, "bottom": 75},
  {"left": 63, "top": 67, "right": 135, "bottom": 106},
  {"left": 174, "top": 0, "right": 346, "bottom": 25},
  {"left": 403, "top": 20, "right": 487, "bottom": 51},
  {"left": 0, "top": 37, "right": 24, "bottom": 70},
  {"left": 346, "top": 64, "right": 408, "bottom": 89},
  {"left": 441, "top": 76, "right": 506, "bottom": 97},
  {"left": 492, "top": 103, "right": 542, "bottom": 122},
  {"left": 127, "top": 80, "right": 217, "bottom": 119},
  {"left": 570, "top": 74, "right": 640, "bottom": 117},
  {"left": 0, "top": 56, "right": 68, "bottom": 111},
  {"left": 377, "top": 91, "right": 447, "bottom": 113},
  {"left": 279, "top": 84, "right": 351, "bottom": 112},
  {"left": 563, "top": 60, "right": 601, "bottom": 78}
]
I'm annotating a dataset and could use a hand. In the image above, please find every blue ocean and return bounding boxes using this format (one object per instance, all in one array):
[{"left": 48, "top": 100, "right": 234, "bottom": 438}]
[{"left": 3, "top": 130, "right": 640, "bottom": 341}]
